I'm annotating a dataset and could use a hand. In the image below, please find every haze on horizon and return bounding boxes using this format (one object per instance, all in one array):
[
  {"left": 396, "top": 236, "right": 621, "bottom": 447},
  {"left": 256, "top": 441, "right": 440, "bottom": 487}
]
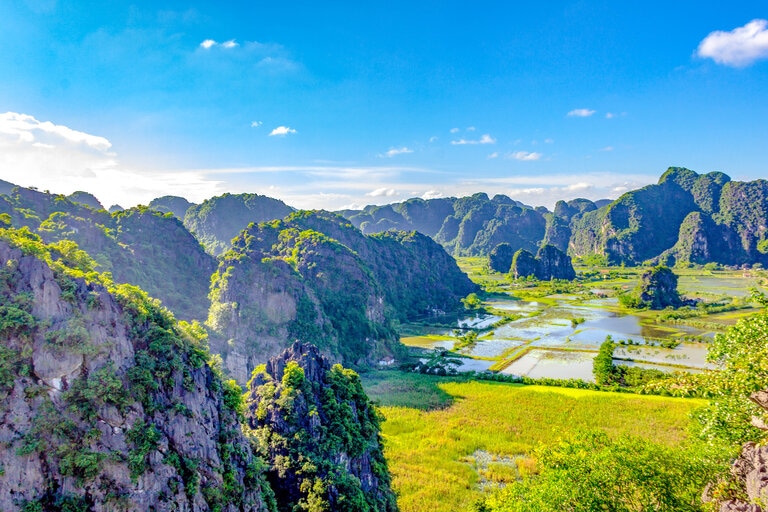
[{"left": 0, "top": 1, "right": 767, "bottom": 211}]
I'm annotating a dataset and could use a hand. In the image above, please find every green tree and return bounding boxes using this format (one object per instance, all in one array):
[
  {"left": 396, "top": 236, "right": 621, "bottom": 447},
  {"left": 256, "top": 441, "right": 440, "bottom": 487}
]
[
  {"left": 476, "top": 431, "right": 726, "bottom": 512},
  {"left": 694, "top": 303, "right": 768, "bottom": 445}
]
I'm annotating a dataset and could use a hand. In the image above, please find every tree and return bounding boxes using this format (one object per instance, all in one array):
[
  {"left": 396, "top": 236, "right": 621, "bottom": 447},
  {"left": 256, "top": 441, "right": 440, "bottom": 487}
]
[
  {"left": 694, "top": 303, "right": 768, "bottom": 445},
  {"left": 476, "top": 431, "right": 725, "bottom": 512}
]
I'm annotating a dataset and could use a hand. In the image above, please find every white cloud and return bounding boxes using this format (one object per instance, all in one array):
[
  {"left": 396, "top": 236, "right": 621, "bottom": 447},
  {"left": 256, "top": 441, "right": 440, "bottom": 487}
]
[
  {"left": 429, "top": 136, "right": 438, "bottom": 143},
  {"left": 487, "top": 152, "right": 499, "bottom": 159},
  {"left": 697, "top": 19, "right": 768, "bottom": 67},
  {"left": 0, "top": 112, "right": 112, "bottom": 150},
  {"left": 605, "top": 112, "right": 615, "bottom": 119},
  {"left": 451, "top": 134, "right": 496, "bottom": 145},
  {"left": 567, "top": 108, "right": 596, "bottom": 117},
  {"left": 199, "top": 38, "right": 239, "bottom": 50},
  {"left": 600, "top": 146, "right": 614, "bottom": 152},
  {"left": 269, "top": 126, "right": 297, "bottom": 136},
  {"left": 450, "top": 127, "right": 460, "bottom": 133},
  {"left": 380, "top": 147, "right": 413, "bottom": 158},
  {"left": 508, "top": 151, "right": 542, "bottom": 161},
  {"left": 467, "top": 126, "right": 476, "bottom": 132},
  {"left": 250, "top": 121, "right": 262, "bottom": 128},
  {"left": 0, "top": 112, "right": 225, "bottom": 208},
  {"left": 422, "top": 190, "right": 443, "bottom": 200},
  {"left": 367, "top": 187, "right": 397, "bottom": 197},
  {"left": 544, "top": 138, "right": 554, "bottom": 144}
]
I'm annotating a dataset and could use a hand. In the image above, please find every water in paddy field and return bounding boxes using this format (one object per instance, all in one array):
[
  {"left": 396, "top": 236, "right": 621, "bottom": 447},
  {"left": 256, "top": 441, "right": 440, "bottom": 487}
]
[{"left": 406, "top": 294, "right": 718, "bottom": 378}]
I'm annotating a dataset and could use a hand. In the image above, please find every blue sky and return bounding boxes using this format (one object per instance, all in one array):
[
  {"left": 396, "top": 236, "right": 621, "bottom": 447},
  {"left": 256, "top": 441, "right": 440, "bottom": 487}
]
[{"left": 1, "top": 1, "right": 767, "bottom": 210}]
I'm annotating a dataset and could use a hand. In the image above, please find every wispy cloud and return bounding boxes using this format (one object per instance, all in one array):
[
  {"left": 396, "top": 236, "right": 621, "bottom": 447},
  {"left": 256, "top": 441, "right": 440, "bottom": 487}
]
[
  {"left": 487, "top": 152, "right": 499, "bottom": 159},
  {"left": 0, "top": 112, "right": 112, "bottom": 150},
  {"left": 508, "top": 151, "right": 542, "bottom": 161},
  {"left": 567, "top": 108, "right": 596, "bottom": 117},
  {"left": 250, "top": 121, "right": 262, "bottom": 128},
  {"left": 379, "top": 147, "right": 413, "bottom": 158},
  {"left": 199, "top": 39, "right": 239, "bottom": 50},
  {"left": 450, "top": 127, "right": 460, "bottom": 134},
  {"left": 366, "top": 187, "right": 397, "bottom": 197},
  {"left": 600, "top": 146, "right": 614, "bottom": 152},
  {"left": 429, "top": 136, "right": 439, "bottom": 143},
  {"left": 451, "top": 134, "right": 496, "bottom": 145},
  {"left": 697, "top": 19, "right": 768, "bottom": 67},
  {"left": 269, "top": 126, "right": 297, "bottom": 136},
  {"left": 605, "top": 112, "right": 615, "bottom": 119}
]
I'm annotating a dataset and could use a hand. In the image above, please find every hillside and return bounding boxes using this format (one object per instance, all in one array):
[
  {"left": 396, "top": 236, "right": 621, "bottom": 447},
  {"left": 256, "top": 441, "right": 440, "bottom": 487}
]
[
  {"left": 341, "top": 168, "right": 768, "bottom": 267},
  {"left": 207, "top": 210, "right": 477, "bottom": 383},
  {"left": 184, "top": 193, "right": 295, "bottom": 256},
  {"left": 0, "top": 186, "right": 215, "bottom": 321},
  {"left": 342, "top": 194, "right": 547, "bottom": 257},
  {"left": 570, "top": 168, "right": 768, "bottom": 266},
  {"left": 0, "top": 228, "right": 272, "bottom": 511}
]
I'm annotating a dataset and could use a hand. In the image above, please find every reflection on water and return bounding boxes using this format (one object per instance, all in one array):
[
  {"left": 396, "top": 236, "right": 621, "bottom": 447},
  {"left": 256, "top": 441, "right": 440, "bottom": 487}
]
[
  {"left": 500, "top": 350, "right": 596, "bottom": 381},
  {"left": 406, "top": 295, "right": 717, "bottom": 376}
]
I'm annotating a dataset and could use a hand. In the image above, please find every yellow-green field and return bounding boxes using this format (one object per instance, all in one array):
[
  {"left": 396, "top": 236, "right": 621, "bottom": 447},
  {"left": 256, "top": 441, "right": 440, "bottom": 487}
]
[{"left": 363, "top": 372, "right": 705, "bottom": 512}]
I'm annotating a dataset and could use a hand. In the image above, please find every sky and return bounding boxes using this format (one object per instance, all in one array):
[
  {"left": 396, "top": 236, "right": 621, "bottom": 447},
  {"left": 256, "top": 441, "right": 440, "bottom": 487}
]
[{"left": 1, "top": 1, "right": 767, "bottom": 211}]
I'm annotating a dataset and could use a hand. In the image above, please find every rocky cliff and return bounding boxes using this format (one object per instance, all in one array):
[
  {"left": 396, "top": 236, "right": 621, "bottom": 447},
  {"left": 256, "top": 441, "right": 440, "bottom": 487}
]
[
  {"left": 184, "top": 193, "right": 295, "bottom": 256},
  {"left": 510, "top": 245, "right": 576, "bottom": 280},
  {"left": 0, "top": 186, "right": 215, "bottom": 321},
  {"left": 246, "top": 342, "right": 397, "bottom": 512},
  {"left": 343, "top": 193, "right": 546, "bottom": 257},
  {"left": 0, "top": 228, "right": 272, "bottom": 511},
  {"left": 207, "top": 210, "right": 477, "bottom": 384}
]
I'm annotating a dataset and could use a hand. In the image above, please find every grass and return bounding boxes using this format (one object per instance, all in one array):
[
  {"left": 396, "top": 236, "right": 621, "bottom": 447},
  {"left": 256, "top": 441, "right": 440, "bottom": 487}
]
[{"left": 363, "top": 371, "right": 705, "bottom": 512}]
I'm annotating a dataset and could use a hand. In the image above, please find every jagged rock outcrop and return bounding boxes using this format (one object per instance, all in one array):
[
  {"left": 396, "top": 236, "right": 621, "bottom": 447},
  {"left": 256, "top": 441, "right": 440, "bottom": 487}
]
[
  {"left": 488, "top": 243, "right": 515, "bottom": 273},
  {"left": 0, "top": 235, "right": 272, "bottom": 511},
  {"left": 207, "top": 210, "right": 477, "bottom": 383},
  {"left": 343, "top": 193, "right": 546, "bottom": 257},
  {"left": 511, "top": 249, "right": 539, "bottom": 279},
  {"left": 536, "top": 244, "right": 576, "bottom": 280},
  {"left": 510, "top": 245, "right": 576, "bottom": 280},
  {"left": 246, "top": 342, "right": 397, "bottom": 512},
  {"left": 0, "top": 185, "right": 215, "bottom": 321},
  {"left": 635, "top": 266, "right": 682, "bottom": 310},
  {"left": 184, "top": 193, "right": 295, "bottom": 256},
  {"left": 149, "top": 195, "right": 195, "bottom": 221}
]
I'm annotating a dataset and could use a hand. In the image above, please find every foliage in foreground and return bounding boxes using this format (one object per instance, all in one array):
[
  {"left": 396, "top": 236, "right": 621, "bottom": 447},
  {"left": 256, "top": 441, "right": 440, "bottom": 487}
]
[
  {"left": 372, "top": 377, "right": 705, "bottom": 512},
  {"left": 476, "top": 431, "right": 728, "bottom": 512}
]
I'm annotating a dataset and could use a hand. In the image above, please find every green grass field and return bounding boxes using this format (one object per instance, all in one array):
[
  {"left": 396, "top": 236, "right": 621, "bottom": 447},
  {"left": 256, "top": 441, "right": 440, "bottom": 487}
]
[{"left": 363, "top": 371, "right": 706, "bottom": 512}]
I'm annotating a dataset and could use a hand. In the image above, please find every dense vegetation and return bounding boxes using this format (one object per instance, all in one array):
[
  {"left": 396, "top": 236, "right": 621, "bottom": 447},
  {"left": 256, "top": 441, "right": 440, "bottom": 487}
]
[
  {"left": 247, "top": 342, "right": 396, "bottom": 512},
  {"left": 0, "top": 186, "right": 215, "bottom": 320},
  {"left": 183, "top": 192, "right": 294, "bottom": 256},
  {"left": 207, "top": 210, "right": 476, "bottom": 384},
  {"left": 340, "top": 168, "right": 768, "bottom": 267}
]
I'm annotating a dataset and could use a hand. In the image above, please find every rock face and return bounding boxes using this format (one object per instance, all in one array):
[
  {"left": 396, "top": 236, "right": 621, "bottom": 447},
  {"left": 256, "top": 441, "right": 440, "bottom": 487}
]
[
  {"left": 0, "top": 186, "right": 215, "bottom": 321},
  {"left": 0, "top": 236, "right": 271, "bottom": 511},
  {"left": 207, "top": 210, "right": 477, "bottom": 384},
  {"left": 488, "top": 243, "right": 515, "bottom": 273},
  {"left": 246, "top": 342, "right": 397, "bottom": 512},
  {"left": 510, "top": 245, "right": 576, "bottom": 280},
  {"left": 717, "top": 390, "right": 768, "bottom": 511},
  {"left": 636, "top": 266, "right": 682, "bottom": 310},
  {"left": 343, "top": 193, "right": 546, "bottom": 257},
  {"left": 183, "top": 193, "right": 295, "bottom": 256}
]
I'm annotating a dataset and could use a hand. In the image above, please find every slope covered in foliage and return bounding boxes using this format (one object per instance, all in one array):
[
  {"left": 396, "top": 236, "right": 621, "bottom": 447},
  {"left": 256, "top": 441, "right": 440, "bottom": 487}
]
[
  {"left": 247, "top": 342, "right": 397, "bottom": 512},
  {"left": 0, "top": 185, "right": 215, "bottom": 321},
  {"left": 207, "top": 210, "right": 477, "bottom": 383},
  {"left": 0, "top": 223, "right": 273, "bottom": 511},
  {"left": 184, "top": 193, "right": 295, "bottom": 256},
  {"left": 342, "top": 194, "right": 547, "bottom": 257}
]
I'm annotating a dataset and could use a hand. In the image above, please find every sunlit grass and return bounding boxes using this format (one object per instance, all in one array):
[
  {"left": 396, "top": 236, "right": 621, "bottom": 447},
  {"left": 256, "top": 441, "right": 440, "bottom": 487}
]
[{"left": 364, "top": 372, "right": 705, "bottom": 512}]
